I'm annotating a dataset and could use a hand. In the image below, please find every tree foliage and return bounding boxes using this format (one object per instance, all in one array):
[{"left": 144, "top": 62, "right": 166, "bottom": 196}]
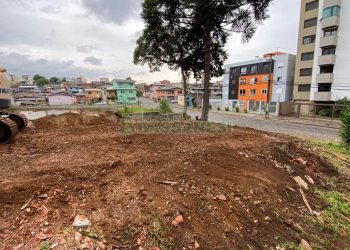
[
  {"left": 340, "top": 107, "right": 350, "bottom": 147},
  {"left": 135, "top": 0, "right": 272, "bottom": 121},
  {"left": 33, "top": 74, "right": 45, "bottom": 82},
  {"left": 36, "top": 77, "right": 49, "bottom": 86},
  {"left": 49, "top": 77, "right": 59, "bottom": 83},
  {"left": 159, "top": 99, "right": 172, "bottom": 114}
]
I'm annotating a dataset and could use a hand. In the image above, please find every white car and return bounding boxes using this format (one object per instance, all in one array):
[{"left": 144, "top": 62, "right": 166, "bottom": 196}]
[{"left": 170, "top": 100, "right": 178, "bottom": 103}]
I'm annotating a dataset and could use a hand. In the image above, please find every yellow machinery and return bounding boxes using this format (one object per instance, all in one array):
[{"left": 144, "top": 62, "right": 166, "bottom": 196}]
[{"left": 0, "top": 67, "right": 27, "bottom": 143}]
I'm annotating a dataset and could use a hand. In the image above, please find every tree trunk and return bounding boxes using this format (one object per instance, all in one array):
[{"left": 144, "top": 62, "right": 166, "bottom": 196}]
[
  {"left": 201, "top": 29, "right": 211, "bottom": 121},
  {"left": 181, "top": 67, "right": 188, "bottom": 118}
]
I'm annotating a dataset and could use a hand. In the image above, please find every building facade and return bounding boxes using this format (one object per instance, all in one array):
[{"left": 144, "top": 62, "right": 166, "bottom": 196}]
[
  {"left": 156, "top": 86, "right": 183, "bottom": 102},
  {"left": 222, "top": 52, "right": 296, "bottom": 113},
  {"left": 112, "top": 79, "right": 138, "bottom": 105},
  {"left": 294, "top": 0, "right": 350, "bottom": 103},
  {"left": 48, "top": 93, "right": 78, "bottom": 106},
  {"left": 85, "top": 89, "right": 103, "bottom": 104}
]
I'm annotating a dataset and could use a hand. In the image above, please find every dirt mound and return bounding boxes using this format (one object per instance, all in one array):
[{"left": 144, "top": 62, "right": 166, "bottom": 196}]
[
  {"left": 0, "top": 114, "right": 349, "bottom": 249},
  {"left": 33, "top": 113, "right": 111, "bottom": 130}
]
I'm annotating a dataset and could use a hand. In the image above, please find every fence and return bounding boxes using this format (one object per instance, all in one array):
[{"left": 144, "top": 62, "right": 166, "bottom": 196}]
[{"left": 294, "top": 102, "right": 350, "bottom": 121}]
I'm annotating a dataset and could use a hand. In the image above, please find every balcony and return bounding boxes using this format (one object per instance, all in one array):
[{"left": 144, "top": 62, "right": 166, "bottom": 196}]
[
  {"left": 320, "top": 36, "right": 338, "bottom": 47},
  {"left": 316, "top": 73, "right": 334, "bottom": 83},
  {"left": 323, "top": 0, "right": 342, "bottom": 9},
  {"left": 318, "top": 55, "right": 336, "bottom": 65},
  {"left": 321, "top": 16, "right": 340, "bottom": 29},
  {"left": 314, "top": 92, "right": 332, "bottom": 101}
]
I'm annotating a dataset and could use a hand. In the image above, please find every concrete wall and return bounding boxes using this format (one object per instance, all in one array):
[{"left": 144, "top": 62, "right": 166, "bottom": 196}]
[{"left": 48, "top": 95, "right": 77, "bottom": 106}]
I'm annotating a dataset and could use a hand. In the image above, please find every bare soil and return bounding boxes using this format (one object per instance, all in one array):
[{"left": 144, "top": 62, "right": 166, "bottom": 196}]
[{"left": 0, "top": 113, "right": 349, "bottom": 250}]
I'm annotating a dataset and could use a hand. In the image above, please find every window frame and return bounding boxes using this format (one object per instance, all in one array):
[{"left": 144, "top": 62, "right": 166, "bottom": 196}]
[
  {"left": 318, "top": 83, "right": 332, "bottom": 92},
  {"left": 300, "top": 68, "right": 313, "bottom": 76},
  {"left": 305, "top": 0, "right": 318, "bottom": 12},
  {"left": 249, "top": 89, "right": 256, "bottom": 96},
  {"left": 240, "top": 67, "right": 247, "bottom": 75},
  {"left": 301, "top": 52, "right": 314, "bottom": 61},
  {"left": 322, "top": 46, "right": 336, "bottom": 55},
  {"left": 322, "top": 5, "right": 341, "bottom": 19},
  {"left": 298, "top": 84, "right": 311, "bottom": 92},
  {"left": 303, "top": 35, "right": 316, "bottom": 45},
  {"left": 304, "top": 17, "right": 317, "bottom": 28}
]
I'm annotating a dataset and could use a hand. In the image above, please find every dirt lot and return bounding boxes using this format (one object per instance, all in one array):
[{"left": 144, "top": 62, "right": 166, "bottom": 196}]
[{"left": 0, "top": 113, "right": 349, "bottom": 250}]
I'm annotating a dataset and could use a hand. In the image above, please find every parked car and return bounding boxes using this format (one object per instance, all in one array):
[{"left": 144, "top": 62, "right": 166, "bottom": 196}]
[{"left": 171, "top": 100, "right": 178, "bottom": 103}]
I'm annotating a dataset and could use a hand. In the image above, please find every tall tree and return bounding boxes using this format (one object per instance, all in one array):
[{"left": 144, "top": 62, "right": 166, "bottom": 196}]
[
  {"left": 49, "top": 76, "right": 59, "bottom": 83},
  {"left": 134, "top": 0, "right": 194, "bottom": 117},
  {"left": 136, "top": 0, "right": 272, "bottom": 121},
  {"left": 191, "top": 0, "right": 272, "bottom": 121}
]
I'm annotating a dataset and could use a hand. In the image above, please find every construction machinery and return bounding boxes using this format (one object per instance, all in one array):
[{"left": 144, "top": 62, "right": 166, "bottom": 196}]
[{"left": 0, "top": 67, "right": 28, "bottom": 143}]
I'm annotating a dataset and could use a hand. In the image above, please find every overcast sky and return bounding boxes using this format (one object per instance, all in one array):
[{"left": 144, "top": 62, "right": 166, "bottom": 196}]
[{"left": 0, "top": 0, "right": 301, "bottom": 83}]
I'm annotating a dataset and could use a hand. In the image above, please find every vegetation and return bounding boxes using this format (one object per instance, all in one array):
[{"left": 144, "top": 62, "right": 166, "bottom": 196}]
[
  {"left": 235, "top": 106, "right": 240, "bottom": 113},
  {"left": 276, "top": 242, "right": 302, "bottom": 250},
  {"left": 134, "top": 0, "right": 272, "bottom": 121},
  {"left": 49, "top": 76, "right": 59, "bottom": 83},
  {"left": 315, "top": 190, "right": 350, "bottom": 236},
  {"left": 137, "top": 90, "right": 143, "bottom": 97},
  {"left": 148, "top": 218, "right": 173, "bottom": 250},
  {"left": 119, "top": 107, "right": 158, "bottom": 114},
  {"left": 225, "top": 107, "right": 229, "bottom": 112},
  {"left": 159, "top": 99, "right": 172, "bottom": 114},
  {"left": 217, "top": 106, "right": 221, "bottom": 111},
  {"left": 340, "top": 107, "right": 350, "bottom": 147},
  {"left": 33, "top": 74, "right": 49, "bottom": 86},
  {"left": 312, "top": 141, "right": 350, "bottom": 176}
]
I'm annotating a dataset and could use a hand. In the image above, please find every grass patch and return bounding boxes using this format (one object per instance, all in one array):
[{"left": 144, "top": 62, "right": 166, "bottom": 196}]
[
  {"left": 276, "top": 242, "right": 302, "bottom": 250},
  {"left": 147, "top": 217, "right": 173, "bottom": 250},
  {"left": 315, "top": 190, "right": 350, "bottom": 236},
  {"left": 119, "top": 106, "right": 159, "bottom": 114},
  {"left": 312, "top": 141, "right": 350, "bottom": 176}
]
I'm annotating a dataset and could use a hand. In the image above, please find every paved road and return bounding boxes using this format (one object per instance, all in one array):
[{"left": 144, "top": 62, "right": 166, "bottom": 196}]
[{"left": 140, "top": 98, "right": 339, "bottom": 141}]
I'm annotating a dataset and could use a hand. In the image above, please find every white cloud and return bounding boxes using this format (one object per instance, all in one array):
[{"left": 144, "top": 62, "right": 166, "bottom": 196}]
[{"left": 0, "top": 0, "right": 301, "bottom": 82}]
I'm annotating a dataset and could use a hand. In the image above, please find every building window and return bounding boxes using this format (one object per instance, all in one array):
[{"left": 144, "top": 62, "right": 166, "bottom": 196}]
[
  {"left": 300, "top": 68, "right": 313, "bottom": 76},
  {"left": 251, "top": 65, "right": 257, "bottom": 74},
  {"left": 318, "top": 83, "right": 332, "bottom": 92},
  {"left": 240, "top": 67, "right": 247, "bottom": 75},
  {"left": 239, "top": 89, "right": 246, "bottom": 96},
  {"left": 250, "top": 89, "right": 256, "bottom": 96},
  {"left": 320, "top": 65, "right": 334, "bottom": 74},
  {"left": 129, "top": 90, "right": 133, "bottom": 94},
  {"left": 262, "top": 75, "right": 269, "bottom": 82},
  {"left": 277, "top": 63, "right": 284, "bottom": 69},
  {"left": 324, "top": 27, "right": 337, "bottom": 37},
  {"left": 240, "top": 78, "right": 246, "bottom": 85},
  {"left": 298, "top": 84, "right": 311, "bottom": 92},
  {"left": 231, "top": 79, "right": 236, "bottom": 85},
  {"left": 121, "top": 90, "right": 125, "bottom": 94},
  {"left": 304, "top": 17, "right": 317, "bottom": 28},
  {"left": 262, "top": 89, "right": 267, "bottom": 94},
  {"left": 250, "top": 77, "right": 257, "bottom": 84},
  {"left": 263, "top": 63, "right": 270, "bottom": 73},
  {"left": 323, "top": 5, "right": 341, "bottom": 19},
  {"left": 301, "top": 52, "right": 314, "bottom": 61},
  {"left": 277, "top": 76, "right": 282, "bottom": 82},
  {"left": 305, "top": 1, "right": 318, "bottom": 11},
  {"left": 303, "top": 35, "right": 316, "bottom": 44},
  {"left": 322, "top": 46, "right": 336, "bottom": 55}
]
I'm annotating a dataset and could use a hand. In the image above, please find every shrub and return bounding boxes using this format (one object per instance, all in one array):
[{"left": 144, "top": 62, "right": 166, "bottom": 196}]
[
  {"left": 217, "top": 106, "right": 221, "bottom": 111},
  {"left": 159, "top": 99, "right": 172, "bottom": 113},
  {"left": 319, "top": 108, "right": 332, "bottom": 117},
  {"left": 225, "top": 107, "right": 229, "bottom": 112},
  {"left": 340, "top": 107, "right": 350, "bottom": 146},
  {"left": 244, "top": 109, "right": 248, "bottom": 113},
  {"left": 235, "top": 106, "right": 240, "bottom": 113},
  {"left": 209, "top": 105, "right": 212, "bottom": 110}
]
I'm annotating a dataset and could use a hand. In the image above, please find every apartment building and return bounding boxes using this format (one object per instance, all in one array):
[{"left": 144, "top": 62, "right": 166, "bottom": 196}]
[
  {"left": 294, "top": 0, "right": 350, "bottom": 103},
  {"left": 222, "top": 52, "right": 296, "bottom": 113}
]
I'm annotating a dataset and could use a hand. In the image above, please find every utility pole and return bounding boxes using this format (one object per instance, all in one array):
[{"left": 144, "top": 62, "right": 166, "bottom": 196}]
[{"left": 265, "top": 53, "right": 273, "bottom": 119}]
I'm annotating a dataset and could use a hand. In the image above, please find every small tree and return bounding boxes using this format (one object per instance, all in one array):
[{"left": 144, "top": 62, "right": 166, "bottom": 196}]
[
  {"left": 36, "top": 77, "right": 49, "bottom": 86},
  {"left": 339, "top": 107, "right": 350, "bottom": 147},
  {"left": 159, "top": 99, "right": 172, "bottom": 114},
  {"left": 49, "top": 77, "right": 59, "bottom": 83}
]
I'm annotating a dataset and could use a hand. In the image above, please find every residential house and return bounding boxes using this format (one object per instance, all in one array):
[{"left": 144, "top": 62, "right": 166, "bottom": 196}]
[
  {"left": 85, "top": 88, "right": 103, "bottom": 104},
  {"left": 188, "top": 83, "right": 223, "bottom": 108},
  {"left": 48, "top": 92, "right": 78, "bottom": 106},
  {"left": 111, "top": 79, "right": 138, "bottom": 104},
  {"left": 67, "top": 86, "right": 84, "bottom": 94},
  {"left": 294, "top": 0, "right": 350, "bottom": 107},
  {"left": 222, "top": 52, "right": 296, "bottom": 114},
  {"left": 156, "top": 85, "right": 183, "bottom": 102}
]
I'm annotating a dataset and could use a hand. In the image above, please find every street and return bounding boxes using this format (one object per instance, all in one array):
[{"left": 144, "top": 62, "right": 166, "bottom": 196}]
[{"left": 139, "top": 98, "right": 339, "bottom": 141}]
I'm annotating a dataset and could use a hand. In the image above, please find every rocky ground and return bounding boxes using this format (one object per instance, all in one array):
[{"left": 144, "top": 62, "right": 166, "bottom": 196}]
[{"left": 0, "top": 113, "right": 349, "bottom": 250}]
